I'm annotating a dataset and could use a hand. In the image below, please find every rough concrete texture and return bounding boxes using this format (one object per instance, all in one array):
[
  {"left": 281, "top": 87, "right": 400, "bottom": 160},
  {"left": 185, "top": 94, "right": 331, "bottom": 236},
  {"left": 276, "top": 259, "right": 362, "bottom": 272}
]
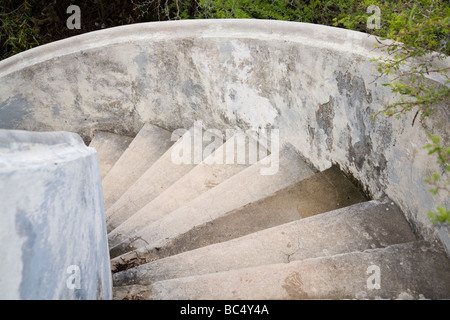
[
  {"left": 88, "top": 131, "right": 133, "bottom": 179},
  {"left": 120, "top": 241, "right": 450, "bottom": 300},
  {"left": 113, "top": 285, "right": 152, "bottom": 300},
  {"left": 109, "top": 142, "right": 314, "bottom": 262},
  {"left": 0, "top": 20, "right": 448, "bottom": 249},
  {"left": 0, "top": 129, "right": 111, "bottom": 299},
  {"left": 112, "top": 165, "right": 369, "bottom": 262},
  {"left": 105, "top": 126, "right": 222, "bottom": 232},
  {"left": 107, "top": 131, "right": 266, "bottom": 247},
  {"left": 112, "top": 197, "right": 417, "bottom": 287},
  {"left": 101, "top": 123, "right": 174, "bottom": 210}
]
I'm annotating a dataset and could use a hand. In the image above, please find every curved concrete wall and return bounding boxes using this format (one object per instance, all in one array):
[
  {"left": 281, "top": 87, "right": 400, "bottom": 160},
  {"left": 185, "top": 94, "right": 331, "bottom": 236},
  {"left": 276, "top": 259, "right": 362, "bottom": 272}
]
[
  {"left": 0, "top": 20, "right": 448, "bottom": 248},
  {"left": 0, "top": 130, "right": 111, "bottom": 299}
]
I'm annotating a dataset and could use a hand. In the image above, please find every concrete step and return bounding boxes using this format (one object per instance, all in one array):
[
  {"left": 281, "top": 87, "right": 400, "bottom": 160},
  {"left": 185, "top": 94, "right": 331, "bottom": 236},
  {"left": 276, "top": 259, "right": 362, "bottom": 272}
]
[
  {"left": 109, "top": 143, "right": 315, "bottom": 262},
  {"left": 105, "top": 126, "right": 221, "bottom": 232},
  {"left": 111, "top": 165, "right": 369, "bottom": 263},
  {"left": 107, "top": 132, "right": 267, "bottom": 247},
  {"left": 112, "top": 197, "right": 416, "bottom": 287},
  {"left": 113, "top": 241, "right": 450, "bottom": 300},
  {"left": 101, "top": 123, "right": 174, "bottom": 211},
  {"left": 88, "top": 131, "right": 133, "bottom": 179}
]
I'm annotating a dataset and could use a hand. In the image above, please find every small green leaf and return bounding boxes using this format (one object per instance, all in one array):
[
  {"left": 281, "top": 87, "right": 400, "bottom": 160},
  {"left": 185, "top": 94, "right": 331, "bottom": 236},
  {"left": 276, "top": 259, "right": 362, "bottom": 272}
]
[{"left": 431, "top": 135, "right": 441, "bottom": 144}]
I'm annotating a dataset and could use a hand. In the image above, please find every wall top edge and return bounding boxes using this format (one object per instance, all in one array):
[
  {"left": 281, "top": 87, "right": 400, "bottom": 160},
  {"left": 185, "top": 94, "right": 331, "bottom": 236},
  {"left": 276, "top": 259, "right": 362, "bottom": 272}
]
[{"left": 0, "top": 19, "right": 385, "bottom": 78}]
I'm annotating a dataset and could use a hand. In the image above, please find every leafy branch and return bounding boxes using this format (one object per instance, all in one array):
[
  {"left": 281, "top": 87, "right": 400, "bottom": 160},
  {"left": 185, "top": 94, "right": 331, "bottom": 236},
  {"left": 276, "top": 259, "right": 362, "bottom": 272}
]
[
  {"left": 367, "top": 8, "right": 449, "bottom": 121},
  {"left": 345, "top": 0, "right": 450, "bottom": 225},
  {"left": 0, "top": 1, "right": 40, "bottom": 59},
  {"left": 423, "top": 134, "right": 450, "bottom": 222}
]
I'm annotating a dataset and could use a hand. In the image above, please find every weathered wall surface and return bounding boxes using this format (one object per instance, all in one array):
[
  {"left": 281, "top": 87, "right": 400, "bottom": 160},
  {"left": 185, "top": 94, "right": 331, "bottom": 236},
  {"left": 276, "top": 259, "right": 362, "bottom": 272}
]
[
  {"left": 0, "top": 20, "right": 448, "bottom": 250},
  {"left": 0, "top": 130, "right": 111, "bottom": 299}
]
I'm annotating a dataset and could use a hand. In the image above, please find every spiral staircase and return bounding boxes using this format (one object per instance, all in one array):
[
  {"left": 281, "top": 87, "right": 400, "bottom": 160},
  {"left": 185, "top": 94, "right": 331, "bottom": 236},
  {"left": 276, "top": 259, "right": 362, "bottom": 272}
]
[
  {"left": 86, "top": 122, "right": 449, "bottom": 300},
  {"left": 0, "top": 20, "right": 449, "bottom": 300}
]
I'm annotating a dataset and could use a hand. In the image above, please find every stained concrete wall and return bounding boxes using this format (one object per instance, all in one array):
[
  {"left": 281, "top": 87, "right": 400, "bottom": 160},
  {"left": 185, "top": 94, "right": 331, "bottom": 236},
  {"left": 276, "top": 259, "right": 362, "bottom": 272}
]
[
  {"left": 0, "top": 20, "right": 448, "bottom": 251},
  {"left": 0, "top": 130, "right": 111, "bottom": 299}
]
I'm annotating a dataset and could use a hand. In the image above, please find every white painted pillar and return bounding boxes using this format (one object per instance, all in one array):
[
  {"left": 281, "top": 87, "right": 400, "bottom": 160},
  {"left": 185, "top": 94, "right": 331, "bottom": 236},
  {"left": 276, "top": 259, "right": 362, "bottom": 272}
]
[{"left": 0, "top": 130, "right": 112, "bottom": 299}]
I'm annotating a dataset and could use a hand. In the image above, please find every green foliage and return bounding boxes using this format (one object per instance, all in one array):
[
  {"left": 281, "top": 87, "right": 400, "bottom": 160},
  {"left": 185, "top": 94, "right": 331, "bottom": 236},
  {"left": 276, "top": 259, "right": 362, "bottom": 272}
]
[
  {"left": 334, "top": 0, "right": 449, "bottom": 50},
  {"left": 423, "top": 133, "right": 450, "bottom": 224},
  {"left": 428, "top": 207, "right": 450, "bottom": 225},
  {"left": 336, "top": 0, "right": 449, "bottom": 121},
  {"left": 423, "top": 133, "right": 450, "bottom": 171},
  {"left": 196, "top": 0, "right": 293, "bottom": 19},
  {"left": 131, "top": 0, "right": 380, "bottom": 27},
  {"left": 195, "top": 0, "right": 365, "bottom": 25},
  {"left": 339, "top": 0, "right": 450, "bottom": 226},
  {"left": 0, "top": 1, "right": 41, "bottom": 59}
]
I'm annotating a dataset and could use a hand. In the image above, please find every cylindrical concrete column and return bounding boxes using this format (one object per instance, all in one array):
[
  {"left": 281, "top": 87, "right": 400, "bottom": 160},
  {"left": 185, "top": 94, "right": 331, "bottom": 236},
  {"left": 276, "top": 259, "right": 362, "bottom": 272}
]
[{"left": 0, "top": 129, "right": 112, "bottom": 299}]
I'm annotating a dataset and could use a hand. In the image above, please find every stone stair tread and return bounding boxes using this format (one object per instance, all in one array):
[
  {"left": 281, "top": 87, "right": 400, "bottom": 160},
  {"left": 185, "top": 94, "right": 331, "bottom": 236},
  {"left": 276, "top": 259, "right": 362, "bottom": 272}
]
[
  {"left": 114, "top": 241, "right": 450, "bottom": 300},
  {"left": 108, "top": 143, "right": 315, "bottom": 260},
  {"left": 143, "top": 165, "right": 370, "bottom": 258},
  {"left": 101, "top": 123, "right": 174, "bottom": 211},
  {"left": 111, "top": 165, "right": 370, "bottom": 264},
  {"left": 105, "top": 126, "right": 219, "bottom": 232},
  {"left": 112, "top": 197, "right": 417, "bottom": 286},
  {"left": 107, "top": 132, "right": 266, "bottom": 247},
  {"left": 88, "top": 131, "right": 134, "bottom": 180}
]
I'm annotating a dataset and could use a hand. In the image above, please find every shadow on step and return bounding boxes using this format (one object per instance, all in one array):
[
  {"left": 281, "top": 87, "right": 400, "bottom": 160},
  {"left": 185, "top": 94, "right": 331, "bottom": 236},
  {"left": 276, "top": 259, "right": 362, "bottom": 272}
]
[{"left": 110, "top": 165, "right": 369, "bottom": 272}]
